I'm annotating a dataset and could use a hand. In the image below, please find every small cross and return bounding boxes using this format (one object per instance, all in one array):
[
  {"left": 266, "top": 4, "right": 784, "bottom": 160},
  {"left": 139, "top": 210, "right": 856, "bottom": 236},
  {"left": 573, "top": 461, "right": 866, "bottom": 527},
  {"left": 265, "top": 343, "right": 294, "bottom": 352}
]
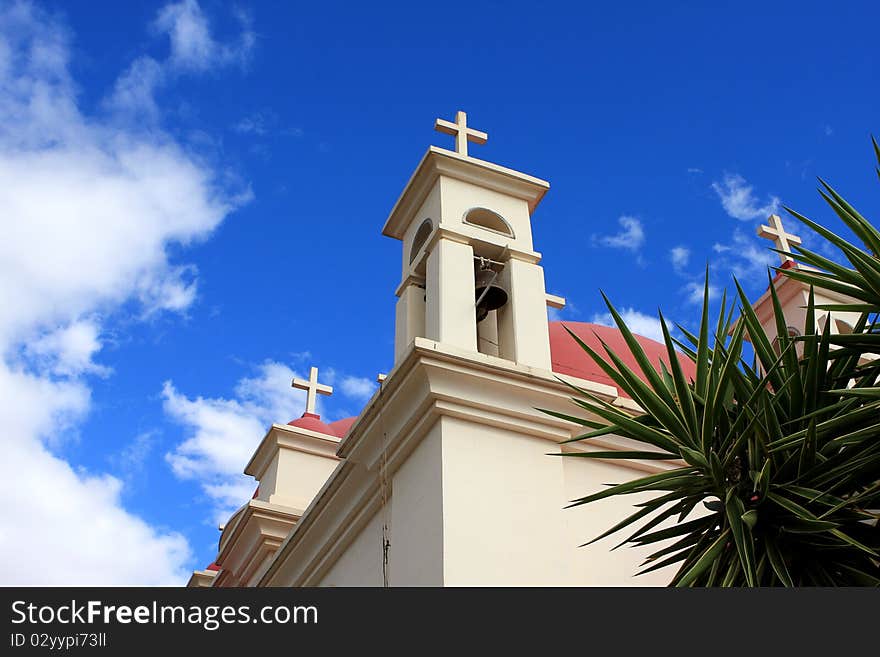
[
  {"left": 434, "top": 110, "right": 488, "bottom": 157},
  {"left": 292, "top": 367, "right": 333, "bottom": 415},
  {"left": 758, "top": 214, "right": 802, "bottom": 264}
]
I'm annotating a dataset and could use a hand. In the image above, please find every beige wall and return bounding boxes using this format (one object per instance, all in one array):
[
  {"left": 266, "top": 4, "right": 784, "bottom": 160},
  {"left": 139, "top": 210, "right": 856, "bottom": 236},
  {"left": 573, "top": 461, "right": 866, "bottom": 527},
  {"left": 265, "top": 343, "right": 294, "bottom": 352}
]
[
  {"left": 315, "top": 411, "right": 679, "bottom": 587},
  {"left": 561, "top": 457, "right": 679, "bottom": 586},
  {"left": 440, "top": 416, "right": 569, "bottom": 585},
  {"left": 266, "top": 447, "right": 337, "bottom": 510},
  {"left": 318, "top": 422, "right": 446, "bottom": 587},
  {"left": 320, "top": 510, "right": 384, "bottom": 587},
  {"left": 388, "top": 421, "right": 445, "bottom": 585},
  {"left": 439, "top": 176, "right": 534, "bottom": 251}
]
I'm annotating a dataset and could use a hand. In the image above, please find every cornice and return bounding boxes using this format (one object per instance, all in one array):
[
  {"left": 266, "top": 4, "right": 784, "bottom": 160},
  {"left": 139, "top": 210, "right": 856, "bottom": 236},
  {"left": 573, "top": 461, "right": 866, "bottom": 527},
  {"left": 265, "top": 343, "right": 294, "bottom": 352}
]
[
  {"left": 245, "top": 423, "right": 341, "bottom": 479},
  {"left": 217, "top": 500, "right": 303, "bottom": 583},
  {"left": 383, "top": 147, "right": 549, "bottom": 240}
]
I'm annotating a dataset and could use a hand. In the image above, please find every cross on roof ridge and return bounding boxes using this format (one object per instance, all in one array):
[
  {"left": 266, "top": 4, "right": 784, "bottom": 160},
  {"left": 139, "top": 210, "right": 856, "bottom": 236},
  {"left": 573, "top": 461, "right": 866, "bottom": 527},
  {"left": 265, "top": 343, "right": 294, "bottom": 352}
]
[
  {"left": 758, "top": 213, "right": 802, "bottom": 265},
  {"left": 292, "top": 366, "right": 333, "bottom": 416}
]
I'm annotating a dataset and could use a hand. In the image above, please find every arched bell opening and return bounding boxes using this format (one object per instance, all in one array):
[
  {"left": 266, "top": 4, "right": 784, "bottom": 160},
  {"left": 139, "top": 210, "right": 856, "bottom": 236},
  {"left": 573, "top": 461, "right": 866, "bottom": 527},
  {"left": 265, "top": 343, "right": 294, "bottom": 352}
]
[{"left": 473, "top": 256, "right": 510, "bottom": 357}]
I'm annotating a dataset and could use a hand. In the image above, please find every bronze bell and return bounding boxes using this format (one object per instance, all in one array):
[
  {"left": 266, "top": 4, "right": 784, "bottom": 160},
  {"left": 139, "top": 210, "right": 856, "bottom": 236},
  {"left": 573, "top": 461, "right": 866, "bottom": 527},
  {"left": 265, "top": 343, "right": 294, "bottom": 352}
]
[{"left": 474, "top": 267, "right": 509, "bottom": 322}]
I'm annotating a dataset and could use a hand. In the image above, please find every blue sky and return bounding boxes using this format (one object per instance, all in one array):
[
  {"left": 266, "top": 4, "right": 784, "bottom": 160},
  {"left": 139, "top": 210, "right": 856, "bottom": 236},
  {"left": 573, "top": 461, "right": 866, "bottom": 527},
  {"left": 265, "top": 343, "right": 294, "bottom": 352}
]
[{"left": 1, "top": 0, "right": 877, "bottom": 583}]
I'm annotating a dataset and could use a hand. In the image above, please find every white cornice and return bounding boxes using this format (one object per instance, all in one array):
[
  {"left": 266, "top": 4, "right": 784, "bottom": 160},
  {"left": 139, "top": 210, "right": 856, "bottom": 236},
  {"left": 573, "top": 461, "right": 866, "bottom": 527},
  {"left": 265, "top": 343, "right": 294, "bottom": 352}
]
[
  {"left": 186, "top": 569, "right": 217, "bottom": 588},
  {"left": 245, "top": 423, "right": 341, "bottom": 479},
  {"left": 383, "top": 147, "right": 550, "bottom": 240},
  {"left": 215, "top": 499, "right": 302, "bottom": 586}
]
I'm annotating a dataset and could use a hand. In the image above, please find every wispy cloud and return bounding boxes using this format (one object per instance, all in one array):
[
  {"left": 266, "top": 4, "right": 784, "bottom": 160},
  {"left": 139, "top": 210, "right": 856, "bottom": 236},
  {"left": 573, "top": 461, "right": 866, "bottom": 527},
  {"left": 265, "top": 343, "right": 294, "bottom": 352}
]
[
  {"left": 339, "top": 376, "right": 376, "bottom": 401},
  {"left": 682, "top": 279, "right": 720, "bottom": 305},
  {"left": 233, "top": 113, "right": 269, "bottom": 136},
  {"left": 670, "top": 246, "right": 690, "bottom": 272},
  {"left": 593, "top": 215, "right": 645, "bottom": 252},
  {"left": 107, "top": 1, "right": 255, "bottom": 119},
  {"left": 113, "top": 431, "right": 159, "bottom": 477},
  {"left": 711, "top": 173, "right": 780, "bottom": 221},
  {"left": 154, "top": 0, "right": 254, "bottom": 72},
  {"left": 711, "top": 229, "right": 778, "bottom": 285},
  {"left": 232, "top": 110, "right": 304, "bottom": 138}
]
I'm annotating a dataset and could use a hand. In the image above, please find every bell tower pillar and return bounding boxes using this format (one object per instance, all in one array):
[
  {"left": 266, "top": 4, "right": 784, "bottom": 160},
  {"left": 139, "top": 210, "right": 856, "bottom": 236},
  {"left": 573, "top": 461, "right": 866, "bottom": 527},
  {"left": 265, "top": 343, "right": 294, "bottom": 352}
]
[
  {"left": 497, "top": 257, "right": 553, "bottom": 368},
  {"left": 425, "top": 237, "right": 478, "bottom": 351}
]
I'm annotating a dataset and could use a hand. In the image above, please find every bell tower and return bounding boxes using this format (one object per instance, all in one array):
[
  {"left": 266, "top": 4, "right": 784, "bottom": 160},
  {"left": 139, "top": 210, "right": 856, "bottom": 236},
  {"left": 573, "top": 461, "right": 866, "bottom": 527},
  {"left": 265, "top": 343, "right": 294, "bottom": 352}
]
[{"left": 384, "top": 110, "right": 555, "bottom": 370}]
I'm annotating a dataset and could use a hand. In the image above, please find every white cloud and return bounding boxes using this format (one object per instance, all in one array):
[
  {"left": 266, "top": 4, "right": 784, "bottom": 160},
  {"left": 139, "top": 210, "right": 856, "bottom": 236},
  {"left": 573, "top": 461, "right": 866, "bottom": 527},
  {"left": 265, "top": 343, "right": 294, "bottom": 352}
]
[
  {"left": 114, "top": 431, "right": 158, "bottom": 476},
  {"left": 712, "top": 229, "right": 778, "bottom": 283},
  {"left": 670, "top": 246, "right": 690, "bottom": 272},
  {"left": 108, "top": 1, "right": 254, "bottom": 118},
  {"left": 682, "top": 280, "right": 720, "bottom": 305},
  {"left": 24, "top": 319, "right": 110, "bottom": 377},
  {"left": 591, "top": 308, "right": 665, "bottom": 343},
  {"left": 154, "top": 0, "right": 254, "bottom": 72},
  {"left": 711, "top": 173, "right": 780, "bottom": 221},
  {"left": 163, "top": 362, "right": 307, "bottom": 522},
  {"left": 0, "top": 1, "right": 248, "bottom": 584},
  {"left": 163, "top": 362, "right": 377, "bottom": 521},
  {"left": 593, "top": 215, "right": 645, "bottom": 252},
  {"left": 106, "top": 55, "right": 164, "bottom": 119},
  {"left": 234, "top": 113, "right": 269, "bottom": 136},
  {"left": 232, "top": 111, "right": 303, "bottom": 140},
  {"left": 339, "top": 376, "right": 376, "bottom": 401}
]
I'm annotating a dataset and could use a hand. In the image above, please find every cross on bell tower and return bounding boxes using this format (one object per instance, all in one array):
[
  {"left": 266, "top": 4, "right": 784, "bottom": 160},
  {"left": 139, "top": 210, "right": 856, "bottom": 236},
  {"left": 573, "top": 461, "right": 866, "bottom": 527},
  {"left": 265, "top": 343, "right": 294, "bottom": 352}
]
[
  {"left": 292, "top": 367, "right": 333, "bottom": 415},
  {"left": 758, "top": 214, "right": 802, "bottom": 264},
  {"left": 434, "top": 110, "right": 488, "bottom": 157}
]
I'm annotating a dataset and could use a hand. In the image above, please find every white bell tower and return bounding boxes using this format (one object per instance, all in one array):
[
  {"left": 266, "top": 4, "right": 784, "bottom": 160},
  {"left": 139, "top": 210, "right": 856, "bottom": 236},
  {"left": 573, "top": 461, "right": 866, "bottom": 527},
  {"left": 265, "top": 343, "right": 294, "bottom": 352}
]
[{"left": 383, "top": 110, "right": 555, "bottom": 370}]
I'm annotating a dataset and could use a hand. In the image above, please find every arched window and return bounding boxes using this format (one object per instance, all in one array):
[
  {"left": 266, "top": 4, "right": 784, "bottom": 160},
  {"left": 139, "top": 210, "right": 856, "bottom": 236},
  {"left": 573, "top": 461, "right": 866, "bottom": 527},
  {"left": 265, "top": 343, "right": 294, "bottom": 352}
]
[
  {"left": 819, "top": 314, "right": 854, "bottom": 336},
  {"left": 835, "top": 318, "right": 854, "bottom": 335},
  {"left": 409, "top": 219, "right": 433, "bottom": 264},
  {"left": 772, "top": 326, "right": 801, "bottom": 357},
  {"left": 463, "top": 208, "right": 514, "bottom": 238}
]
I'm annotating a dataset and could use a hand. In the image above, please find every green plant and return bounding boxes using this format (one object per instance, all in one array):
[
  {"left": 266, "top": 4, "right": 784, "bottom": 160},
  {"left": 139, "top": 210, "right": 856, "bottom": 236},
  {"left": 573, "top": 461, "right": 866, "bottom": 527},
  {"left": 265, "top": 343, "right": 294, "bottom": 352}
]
[{"left": 549, "top": 141, "right": 880, "bottom": 586}]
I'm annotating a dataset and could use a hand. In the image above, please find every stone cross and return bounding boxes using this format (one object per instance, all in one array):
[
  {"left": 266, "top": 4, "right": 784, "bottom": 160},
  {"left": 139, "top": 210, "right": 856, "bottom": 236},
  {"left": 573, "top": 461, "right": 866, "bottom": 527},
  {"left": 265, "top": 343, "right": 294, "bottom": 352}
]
[
  {"left": 758, "top": 214, "right": 802, "bottom": 264},
  {"left": 434, "top": 110, "right": 488, "bottom": 157},
  {"left": 292, "top": 367, "right": 333, "bottom": 415}
]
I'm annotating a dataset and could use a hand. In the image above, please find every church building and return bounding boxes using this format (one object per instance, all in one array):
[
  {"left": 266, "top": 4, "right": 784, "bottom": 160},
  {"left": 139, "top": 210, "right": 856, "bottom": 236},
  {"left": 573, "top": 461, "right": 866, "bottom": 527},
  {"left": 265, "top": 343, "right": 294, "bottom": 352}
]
[{"left": 187, "top": 111, "right": 861, "bottom": 587}]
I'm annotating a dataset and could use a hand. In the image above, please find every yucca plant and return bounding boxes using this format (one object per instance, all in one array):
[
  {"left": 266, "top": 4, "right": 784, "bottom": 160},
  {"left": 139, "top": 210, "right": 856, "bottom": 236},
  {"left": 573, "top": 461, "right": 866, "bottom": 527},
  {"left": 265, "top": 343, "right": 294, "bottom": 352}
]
[{"left": 550, "top": 141, "right": 880, "bottom": 586}]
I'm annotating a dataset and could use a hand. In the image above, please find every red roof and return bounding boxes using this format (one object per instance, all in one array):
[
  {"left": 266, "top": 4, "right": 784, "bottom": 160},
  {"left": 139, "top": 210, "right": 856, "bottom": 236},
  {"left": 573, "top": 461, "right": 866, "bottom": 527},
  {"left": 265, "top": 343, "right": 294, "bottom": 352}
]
[
  {"left": 549, "top": 321, "right": 696, "bottom": 399},
  {"left": 327, "top": 416, "right": 357, "bottom": 437},
  {"left": 771, "top": 258, "right": 797, "bottom": 284},
  {"left": 206, "top": 562, "right": 220, "bottom": 572},
  {"left": 288, "top": 413, "right": 355, "bottom": 438}
]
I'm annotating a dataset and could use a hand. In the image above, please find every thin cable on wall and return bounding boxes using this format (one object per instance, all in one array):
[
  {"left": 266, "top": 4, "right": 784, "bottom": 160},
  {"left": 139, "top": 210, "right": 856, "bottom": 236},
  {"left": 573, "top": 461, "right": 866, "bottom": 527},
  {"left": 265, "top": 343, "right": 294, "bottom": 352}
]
[{"left": 377, "top": 378, "right": 392, "bottom": 588}]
